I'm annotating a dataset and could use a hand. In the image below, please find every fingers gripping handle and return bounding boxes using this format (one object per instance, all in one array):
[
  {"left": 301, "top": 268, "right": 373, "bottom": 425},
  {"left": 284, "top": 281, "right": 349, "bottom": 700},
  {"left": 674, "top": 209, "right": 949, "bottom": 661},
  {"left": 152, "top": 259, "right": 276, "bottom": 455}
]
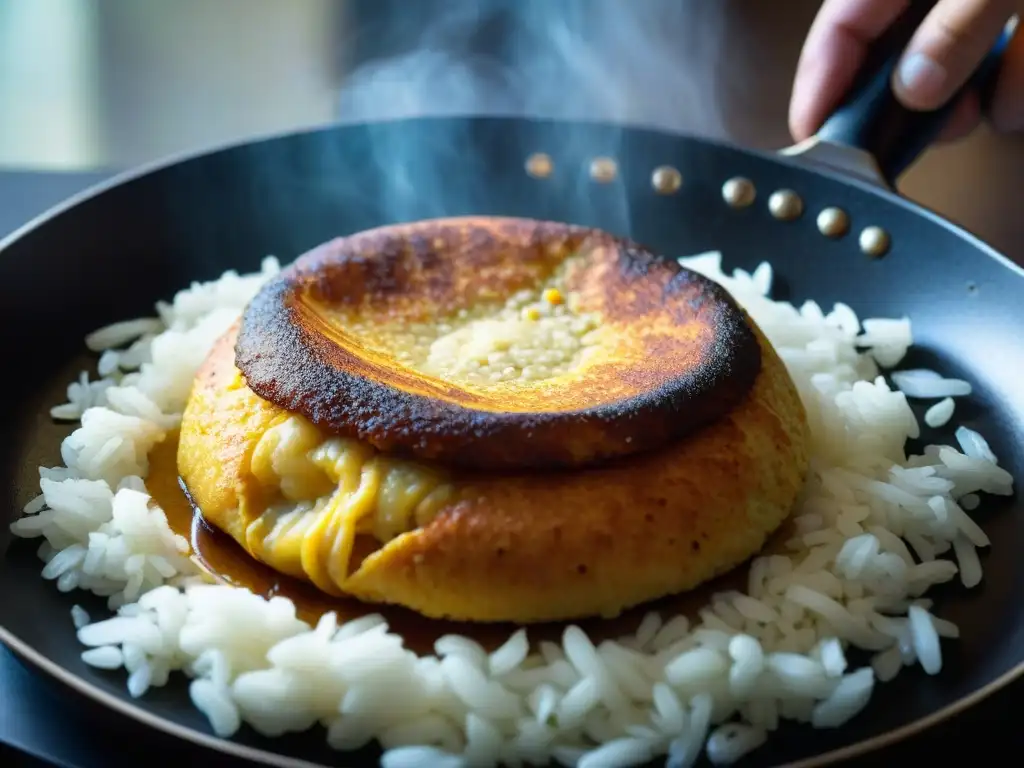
[{"left": 815, "top": 0, "right": 1012, "bottom": 184}]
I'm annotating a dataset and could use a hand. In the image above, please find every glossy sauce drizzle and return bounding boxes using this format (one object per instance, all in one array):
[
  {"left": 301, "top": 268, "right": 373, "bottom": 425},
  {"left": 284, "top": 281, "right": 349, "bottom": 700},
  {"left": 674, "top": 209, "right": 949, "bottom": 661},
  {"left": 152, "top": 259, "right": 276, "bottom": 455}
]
[{"left": 146, "top": 434, "right": 756, "bottom": 654}]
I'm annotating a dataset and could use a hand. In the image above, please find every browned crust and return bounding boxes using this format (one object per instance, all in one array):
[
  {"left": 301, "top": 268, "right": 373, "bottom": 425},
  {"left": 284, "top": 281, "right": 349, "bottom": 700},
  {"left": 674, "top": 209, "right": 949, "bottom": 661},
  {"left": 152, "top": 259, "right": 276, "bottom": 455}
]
[
  {"left": 179, "top": 320, "right": 809, "bottom": 623},
  {"left": 235, "top": 217, "right": 762, "bottom": 471},
  {"left": 347, "top": 330, "right": 808, "bottom": 622}
]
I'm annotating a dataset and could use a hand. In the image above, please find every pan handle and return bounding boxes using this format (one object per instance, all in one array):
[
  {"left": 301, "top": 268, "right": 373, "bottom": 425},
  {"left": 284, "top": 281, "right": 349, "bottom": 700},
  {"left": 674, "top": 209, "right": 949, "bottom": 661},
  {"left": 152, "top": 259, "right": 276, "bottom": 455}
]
[{"left": 789, "top": 1, "right": 1013, "bottom": 186}]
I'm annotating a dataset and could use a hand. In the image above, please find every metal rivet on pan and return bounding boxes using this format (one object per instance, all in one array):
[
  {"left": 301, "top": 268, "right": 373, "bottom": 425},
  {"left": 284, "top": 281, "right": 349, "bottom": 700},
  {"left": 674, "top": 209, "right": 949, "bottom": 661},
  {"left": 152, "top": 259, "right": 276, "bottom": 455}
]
[
  {"left": 590, "top": 157, "right": 618, "bottom": 183},
  {"left": 722, "top": 176, "right": 756, "bottom": 208},
  {"left": 651, "top": 165, "right": 682, "bottom": 195},
  {"left": 768, "top": 189, "right": 804, "bottom": 221},
  {"left": 816, "top": 207, "right": 850, "bottom": 238},
  {"left": 525, "top": 152, "right": 553, "bottom": 179},
  {"left": 859, "top": 225, "right": 891, "bottom": 258}
]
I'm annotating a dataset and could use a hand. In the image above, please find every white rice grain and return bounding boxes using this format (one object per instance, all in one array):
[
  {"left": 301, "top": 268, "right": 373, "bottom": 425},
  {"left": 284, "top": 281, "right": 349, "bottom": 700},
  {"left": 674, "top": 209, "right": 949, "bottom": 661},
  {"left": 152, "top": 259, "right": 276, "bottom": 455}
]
[
  {"left": 810, "top": 668, "right": 874, "bottom": 727},
  {"left": 633, "top": 611, "right": 662, "bottom": 650},
  {"left": 664, "top": 648, "right": 729, "bottom": 688},
  {"left": 81, "top": 646, "right": 124, "bottom": 669},
  {"left": 817, "top": 638, "right": 847, "bottom": 678},
  {"left": 70, "top": 604, "right": 91, "bottom": 629},
  {"left": 924, "top": 397, "right": 956, "bottom": 428},
  {"left": 190, "top": 678, "right": 241, "bottom": 737},
  {"left": 953, "top": 536, "right": 984, "bottom": 588},
  {"left": 488, "top": 628, "right": 529, "bottom": 677},
  {"left": 705, "top": 724, "right": 767, "bottom": 766},
  {"left": 908, "top": 606, "right": 942, "bottom": 675},
  {"left": 86, "top": 318, "right": 165, "bottom": 352},
  {"left": 557, "top": 677, "right": 602, "bottom": 729},
  {"left": 436, "top": 635, "right": 488, "bottom": 670},
  {"left": 727, "top": 635, "right": 764, "bottom": 699},
  {"left": 462, "top": 713, "right": 503, "bottom": 767},
  {"left": 650, "top": 615, "right": 691, "bottom": 653},
  {"left": 652, "top": 682, "right": 686, "bottom": 734},
  {"left": 379, "top": 715, "right": 463, "bottom": 752},
  {"left": 11, "top": 253, "right": 1012, "bottom": 768},
  {"left": 382, "top": 746, "right": 466, "bottom": 768},
  {"left": 528, "top": 684, "right": 559, "bottom": 725},
  {"left": 891, "top": 370, "right": 972, "bottom": 399},
  {"left": 578, "top": 737, "right": 654, "bottom": 768}
]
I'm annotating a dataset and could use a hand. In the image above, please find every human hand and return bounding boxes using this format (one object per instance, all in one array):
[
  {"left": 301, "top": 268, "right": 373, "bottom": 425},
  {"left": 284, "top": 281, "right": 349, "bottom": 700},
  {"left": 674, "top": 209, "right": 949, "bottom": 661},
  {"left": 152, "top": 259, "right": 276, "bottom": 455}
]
[{"left": 789, "top": 0, "right": 1024, "bottom": 143}]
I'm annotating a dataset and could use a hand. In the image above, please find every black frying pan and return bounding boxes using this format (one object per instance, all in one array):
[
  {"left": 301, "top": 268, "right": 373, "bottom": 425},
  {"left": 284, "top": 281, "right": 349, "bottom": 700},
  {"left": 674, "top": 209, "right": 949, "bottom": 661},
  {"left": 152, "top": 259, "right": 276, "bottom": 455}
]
[{"left": 2, "top": 3, "right": 1023, "bottom": 767}]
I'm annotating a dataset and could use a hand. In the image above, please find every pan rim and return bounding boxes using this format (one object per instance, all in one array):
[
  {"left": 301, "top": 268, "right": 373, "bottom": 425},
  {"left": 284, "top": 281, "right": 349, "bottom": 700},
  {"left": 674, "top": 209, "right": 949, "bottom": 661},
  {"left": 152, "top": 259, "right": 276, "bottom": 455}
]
[
  {"left": 1, "top": 114, "right": 1022, "bottom": 282},
  {"left": 3, "top": 607, "right": 1024, "bottom": 768},
  {"left": 2, "top": 114, "right": 1024, "bottom": 767}
]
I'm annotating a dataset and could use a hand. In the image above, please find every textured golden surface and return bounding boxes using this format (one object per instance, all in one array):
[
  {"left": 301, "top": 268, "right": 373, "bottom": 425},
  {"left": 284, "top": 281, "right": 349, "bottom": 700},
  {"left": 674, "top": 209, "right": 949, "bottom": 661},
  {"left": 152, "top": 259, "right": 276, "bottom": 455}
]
[
  {"left": 235, "top": 217, "right": 762, "bottom": 471},
  {"left": 178, "top": 319, "right": 809, "bottom": 623}
]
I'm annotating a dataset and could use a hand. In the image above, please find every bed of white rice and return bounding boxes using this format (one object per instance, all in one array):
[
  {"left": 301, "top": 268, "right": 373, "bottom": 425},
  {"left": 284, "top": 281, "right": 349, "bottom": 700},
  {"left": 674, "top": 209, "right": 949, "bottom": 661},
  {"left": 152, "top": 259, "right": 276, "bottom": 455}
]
[{"left": 8, "top": 252, "right": 1013, "bottom": 768}]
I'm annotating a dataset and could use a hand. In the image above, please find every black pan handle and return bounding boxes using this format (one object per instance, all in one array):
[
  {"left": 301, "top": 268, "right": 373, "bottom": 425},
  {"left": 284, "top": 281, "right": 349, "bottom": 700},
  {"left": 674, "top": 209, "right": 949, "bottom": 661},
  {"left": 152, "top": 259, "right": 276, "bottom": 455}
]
[{"left": 813, "top": 0, "right": 1013, "bottom": 185}]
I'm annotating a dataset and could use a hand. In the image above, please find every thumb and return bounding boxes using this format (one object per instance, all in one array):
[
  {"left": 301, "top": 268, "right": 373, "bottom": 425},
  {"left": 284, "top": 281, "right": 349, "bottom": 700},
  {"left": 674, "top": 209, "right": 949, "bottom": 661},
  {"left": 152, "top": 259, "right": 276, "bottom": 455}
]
[{"left": 892, "top": 0, "right": 1018, "bottom": 111}]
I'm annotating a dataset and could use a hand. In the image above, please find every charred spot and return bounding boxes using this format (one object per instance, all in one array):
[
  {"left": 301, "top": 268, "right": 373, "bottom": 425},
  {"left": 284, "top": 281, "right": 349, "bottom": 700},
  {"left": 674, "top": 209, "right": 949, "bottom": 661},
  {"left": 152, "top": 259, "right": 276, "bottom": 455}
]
[
  {"left": 406, "top": 233, "right": 433, "bottom": 258},
  {"left": 616, "top": 242, "right": 664, "bottom": 278},
  {"left": 691, "top": 541, "right": 701, "bottom": 552},
  {"left": 576, "top": 564, "right": 588, "bottom": 575}
]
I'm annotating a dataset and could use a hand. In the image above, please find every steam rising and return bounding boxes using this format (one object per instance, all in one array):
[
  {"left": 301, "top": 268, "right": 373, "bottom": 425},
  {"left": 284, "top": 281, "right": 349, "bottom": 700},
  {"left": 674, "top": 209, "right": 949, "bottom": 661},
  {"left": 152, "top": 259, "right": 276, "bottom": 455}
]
[
  {"left": 338, "top": 0, "right": 728, "bottom": 131},
  {"left": 335, "top": 0, "right": 738, "bottom": 230}
]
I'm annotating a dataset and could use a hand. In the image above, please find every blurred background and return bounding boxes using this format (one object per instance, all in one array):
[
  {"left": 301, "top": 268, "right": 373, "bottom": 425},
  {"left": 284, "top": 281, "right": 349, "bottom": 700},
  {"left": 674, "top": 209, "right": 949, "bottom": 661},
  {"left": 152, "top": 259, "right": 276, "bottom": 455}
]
[{"left": 1, "top": 0, "right": 1023, "bottom": 255}]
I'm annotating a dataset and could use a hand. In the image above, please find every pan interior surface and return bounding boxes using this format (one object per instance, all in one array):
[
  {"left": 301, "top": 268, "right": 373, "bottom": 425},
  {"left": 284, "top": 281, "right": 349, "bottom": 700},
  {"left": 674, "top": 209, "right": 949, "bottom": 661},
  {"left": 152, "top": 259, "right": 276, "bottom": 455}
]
[{"left": 1, "top": 117, "right": 1023, "bottom": 768}]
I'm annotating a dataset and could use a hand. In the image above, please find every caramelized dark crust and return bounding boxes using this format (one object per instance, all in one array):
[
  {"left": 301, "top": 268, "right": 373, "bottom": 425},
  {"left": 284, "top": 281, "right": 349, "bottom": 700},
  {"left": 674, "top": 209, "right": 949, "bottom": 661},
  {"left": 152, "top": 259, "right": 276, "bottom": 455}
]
[{"left": 235, "top": 217, "right": 762, "bottom": 471}]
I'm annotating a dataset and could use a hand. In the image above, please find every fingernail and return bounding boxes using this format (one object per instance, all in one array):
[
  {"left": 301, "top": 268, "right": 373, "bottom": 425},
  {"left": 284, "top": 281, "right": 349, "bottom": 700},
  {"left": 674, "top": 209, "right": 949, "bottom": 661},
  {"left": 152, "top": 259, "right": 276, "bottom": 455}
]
[{"left": 896, "top": 52, "right": 947, "bottom": 103}]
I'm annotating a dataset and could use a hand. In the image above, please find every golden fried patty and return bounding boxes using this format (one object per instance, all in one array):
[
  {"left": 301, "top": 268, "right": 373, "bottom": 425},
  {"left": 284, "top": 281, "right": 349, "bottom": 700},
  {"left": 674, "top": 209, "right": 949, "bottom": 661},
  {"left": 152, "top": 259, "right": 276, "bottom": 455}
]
[
  {"left": 235, "top": 218, "right": 762, "bottom": 472},
  {"left": 177, "top": 319, "right": 809, "bottom": 624}
]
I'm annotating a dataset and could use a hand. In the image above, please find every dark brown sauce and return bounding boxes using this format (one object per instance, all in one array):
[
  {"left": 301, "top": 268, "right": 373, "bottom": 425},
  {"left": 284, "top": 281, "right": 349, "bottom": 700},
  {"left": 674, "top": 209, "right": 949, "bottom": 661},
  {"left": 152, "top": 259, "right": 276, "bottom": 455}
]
[{"left": 146, "top": 434, "right": 771, "bottom": 655}]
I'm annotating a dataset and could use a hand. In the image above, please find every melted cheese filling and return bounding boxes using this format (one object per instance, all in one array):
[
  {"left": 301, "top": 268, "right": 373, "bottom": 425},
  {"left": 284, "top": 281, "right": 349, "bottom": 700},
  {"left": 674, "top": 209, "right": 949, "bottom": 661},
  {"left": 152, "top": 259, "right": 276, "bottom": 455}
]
[
  {"left": 225, "top": 262, "right": 610, "bottom": 591},
  {"left": 244, "top": 414, "right": 453, "bottom": 593}
]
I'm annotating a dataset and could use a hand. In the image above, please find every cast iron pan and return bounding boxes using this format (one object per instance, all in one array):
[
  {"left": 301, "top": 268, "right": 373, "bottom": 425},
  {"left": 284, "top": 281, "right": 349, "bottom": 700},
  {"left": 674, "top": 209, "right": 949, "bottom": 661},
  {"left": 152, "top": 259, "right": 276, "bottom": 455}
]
[{"left": 1, "top": 3, "right": 1022, "bottom": 766}]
